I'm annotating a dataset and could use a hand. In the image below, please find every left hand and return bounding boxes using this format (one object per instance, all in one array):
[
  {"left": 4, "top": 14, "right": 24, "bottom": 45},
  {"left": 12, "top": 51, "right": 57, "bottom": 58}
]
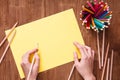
[{"left": 73, "top": 42, "right": 95, "bottom": 80}]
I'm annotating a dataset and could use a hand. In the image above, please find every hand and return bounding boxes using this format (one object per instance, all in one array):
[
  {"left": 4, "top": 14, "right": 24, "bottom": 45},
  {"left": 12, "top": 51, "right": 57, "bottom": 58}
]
[
  {"left": 21, "top": 48, "right": 40, "bottom": 80},
  {"left": 73, "top": 42, "right": 96, "bottom": 80}
]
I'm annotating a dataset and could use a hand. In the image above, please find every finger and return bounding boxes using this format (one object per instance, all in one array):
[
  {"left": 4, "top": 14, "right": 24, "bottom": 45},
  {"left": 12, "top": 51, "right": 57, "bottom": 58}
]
[
  {"left": 25, "top": 48, "right": 38, "bottom": 59},
  {"left": 91, "top": 50, "right": 95, "bottom": 70},
  {"left": 22, "top": 48, "right": 38, "bottom": 63},
  {"left": 92, "top": 50, "right": 95, "bottom": 60},
  {"left": 34, "top": 54, "right": 40, "bottom": 68},
  {"left": 73, "top": 42, "right": 82, "bottom": 48},
  {"left": 20, "top": 62, "right": 30, "bottom": 77},
  {"left": 26, "top": 48, "right": 38, "bottom": 56},
  {"left": 73, "top": 42, "right": 87, "bottom": 59},
  {"left": 73, "top": 52, "right": 79, "bottom": 65},
  {"left": 33, "top": 54, "right": 40, "bottom": 74},
  {"left": 84, "top": 46, "right": 92, "bottom": 57},
  {"left": 20, "top": 64, "right": 27, "bottom": 77}
]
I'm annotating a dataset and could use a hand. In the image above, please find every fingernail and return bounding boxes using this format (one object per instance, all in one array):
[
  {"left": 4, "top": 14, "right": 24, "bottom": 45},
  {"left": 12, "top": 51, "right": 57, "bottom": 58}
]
[{"left": 73, "top": 51, "right": 77, "bottom": 56}]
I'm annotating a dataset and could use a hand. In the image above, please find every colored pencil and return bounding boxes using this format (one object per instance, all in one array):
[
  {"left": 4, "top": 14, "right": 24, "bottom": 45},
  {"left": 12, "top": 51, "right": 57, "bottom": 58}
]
[
  {"left": 99, "top": 18, "right": 110, "bottom": 21},
  {"left": 97, "top": 32, "right": 101, "bottom": 69},
  {"left": 91, "top": 18, "right": 96, "bottom": 28},
  {"left": 101, "top": 43, "right": 110, "bottom": 80},
  {"left": 94, "top": 0, "right": 98, "bottom": 4},
  {"left": 27, "top": 53, "right": 36, "bottom": 80},
  {"left": 0, "top": 22, "right": 18, "bottom": 47},
  {"left": 87, "top": 1, "right": 96, "bottom": 12},
  {"left": 83, "top": 14, "right": 91, "bottom": 23},
  {"left": 101, "top": 29, "right": 105, "bottom": 67},
  {"left": 86, "top": 20, "right": 90, "bottom": 29},
  {"left": 94, "top": 4, "right": 99, "bottom": 12},
  {"left": 27, "top": 44, "right": 39, "bottom": 80},
  {"left": 68, "top": 64, "right": 75, "bottom": 80},
  {"left": 0, "top": 30, "right": 16, "bottom": 64},
  {"left": 106, "top": 11, "right": 112, "bottom": 16},
  {"left": 82, "top": 5, "right": 94, "bottom": 14},
  {"left": 110, "top": 50, "right": 114, "bottom": 80},
  {"left": 99, "top": 10, "right": 108, "bottom": 19},
  {"left": 106, "top": 58, "right": 110, "bottom": 80},
  {"left": 95, "top": 3, "right": 107, "bottom": 17},
  {"left": 94, "top": 18, "right": 105, "bottom": 29}
]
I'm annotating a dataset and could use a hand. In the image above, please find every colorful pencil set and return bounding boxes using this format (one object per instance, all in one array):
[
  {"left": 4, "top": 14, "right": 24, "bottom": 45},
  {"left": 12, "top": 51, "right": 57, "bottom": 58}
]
[
  {"left": 80, "top": 0, "right": 112, "bottom": 31},
  {"left": 80, "top": 0, "right": 113, "bottom": 70},
  {"left": 68, "top": 1, "right": 113, "bottom": 80}
]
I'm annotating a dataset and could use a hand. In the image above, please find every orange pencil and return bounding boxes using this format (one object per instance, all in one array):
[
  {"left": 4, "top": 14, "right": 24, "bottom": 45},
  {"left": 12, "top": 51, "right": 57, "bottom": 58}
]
[
  {"left": 91, "top": 18, "right": 96, "bottom": 29},
  {"left": 106, "top": 11, "right": 112, "bottom": 17},
  {"left": 82, "top": 5, "right": 94, "bottom": 14}
]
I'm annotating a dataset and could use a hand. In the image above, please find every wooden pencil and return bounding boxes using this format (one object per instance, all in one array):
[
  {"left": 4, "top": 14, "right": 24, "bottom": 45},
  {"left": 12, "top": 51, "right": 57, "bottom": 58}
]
[
  {"left": 27, "top": 44, "right": 39, "bottom": 80},
  {"left": 106, "top": 58, "right": 110, "bottom": 80},
  {"left": 101, "top": 29, "right": 105, "bottom": 67},
  {"left": 0, "top": 22, "right": 18, "bottom": 47},
  {"left": 97, "top": 32, "right": 101, "bottom": 69},
  {"left": 0, "top": 30, "right": 16, "bottom": 64},
  {"left": 110, "top": 50, "right": 114, "bottom": 80},
  {"left": 68, "top": 64, "right": 75, "bottom": 80},
  {"left": 101, "top": 43, "right": 110, "bottom": 80},
  {"left": 27, "top": 54, "right": 36, "bottom": 80}
]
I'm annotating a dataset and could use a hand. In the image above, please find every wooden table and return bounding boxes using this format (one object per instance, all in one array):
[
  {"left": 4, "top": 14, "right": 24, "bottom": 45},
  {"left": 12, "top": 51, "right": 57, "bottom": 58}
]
[{"left": 0, "top": 0, "right": 120, "bottom": 80}]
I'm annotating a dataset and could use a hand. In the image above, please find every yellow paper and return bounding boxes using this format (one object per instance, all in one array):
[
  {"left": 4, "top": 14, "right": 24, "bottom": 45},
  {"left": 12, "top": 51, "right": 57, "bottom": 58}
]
[{"left": 6, "top": 9, "right": 84, "bottom": 78}]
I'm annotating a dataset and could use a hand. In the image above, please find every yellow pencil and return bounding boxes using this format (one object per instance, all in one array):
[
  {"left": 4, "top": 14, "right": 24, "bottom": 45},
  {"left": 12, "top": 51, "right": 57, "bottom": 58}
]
[{"left": 91, "top": 18, "right": 96, "bottom": 28}]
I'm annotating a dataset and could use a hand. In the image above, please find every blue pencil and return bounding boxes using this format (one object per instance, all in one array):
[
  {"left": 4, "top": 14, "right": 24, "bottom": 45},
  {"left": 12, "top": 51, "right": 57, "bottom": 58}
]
[{"left": 98, "top": 10, "right": 108, "bottom": 19}]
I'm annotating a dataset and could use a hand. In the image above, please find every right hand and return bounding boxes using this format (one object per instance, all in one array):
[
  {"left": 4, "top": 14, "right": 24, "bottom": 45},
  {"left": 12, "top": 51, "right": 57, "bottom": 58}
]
[
  {"left": 73, "top": 42, "right": 96, "bottom": 80},
  {"left": 21, "top": 48, "right": 40, "bottom": 80}
]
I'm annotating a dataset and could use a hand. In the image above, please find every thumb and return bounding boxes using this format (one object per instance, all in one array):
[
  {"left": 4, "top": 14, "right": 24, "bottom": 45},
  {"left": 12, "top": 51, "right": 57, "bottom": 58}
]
[
  {"left": 33, "top": 54, "right": 40, "bottom": 69},
  {"left": 73, "top": 52, "right": 79, "bottom": 65}
]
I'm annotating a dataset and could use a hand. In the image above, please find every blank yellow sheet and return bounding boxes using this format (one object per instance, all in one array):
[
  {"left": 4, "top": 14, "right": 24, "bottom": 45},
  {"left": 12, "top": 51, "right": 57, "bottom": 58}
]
[{"left": 6, "top": 9, "right": 84, "bottom": 78}]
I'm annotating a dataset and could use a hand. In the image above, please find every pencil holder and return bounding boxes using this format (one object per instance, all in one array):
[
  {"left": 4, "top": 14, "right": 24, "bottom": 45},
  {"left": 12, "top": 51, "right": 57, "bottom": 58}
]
[{"left": 80, "top": 0, "right": 112, "bottom": 31}]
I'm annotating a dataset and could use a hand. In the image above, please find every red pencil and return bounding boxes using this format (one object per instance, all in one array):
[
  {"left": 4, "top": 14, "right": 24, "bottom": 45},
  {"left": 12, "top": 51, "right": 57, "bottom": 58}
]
[
  {"left": 94, "top": 0, "right": 98, "bottom": 4},
  {"left": 95, "top": 5, "right": 104, "bottom": 17},
  {"left": 83, "top": 14, "right": 91, "bottom": 23},
  {"left": 86, "top": 20, "right": 90, "bottom": 29},
  {"left": 87, "top": 1, "right": 96, "bottom": 12}
]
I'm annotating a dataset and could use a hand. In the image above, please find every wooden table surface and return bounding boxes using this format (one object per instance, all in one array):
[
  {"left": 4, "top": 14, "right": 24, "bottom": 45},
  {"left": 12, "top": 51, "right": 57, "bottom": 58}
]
[{"left": 0, "top": 0, "right": 120, "bottom": 80}]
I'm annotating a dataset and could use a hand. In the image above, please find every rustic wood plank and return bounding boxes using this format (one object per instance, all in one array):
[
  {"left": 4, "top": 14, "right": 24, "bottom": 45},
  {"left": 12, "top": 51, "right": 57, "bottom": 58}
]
[{"left": 0, "top": 0, "right": 120, "bottom": 80}]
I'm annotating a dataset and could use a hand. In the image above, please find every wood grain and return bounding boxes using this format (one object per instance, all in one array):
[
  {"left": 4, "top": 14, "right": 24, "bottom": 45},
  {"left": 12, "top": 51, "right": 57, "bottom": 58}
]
[{"left": 0, "top": 0, "right": 120, "bottom": 80}]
